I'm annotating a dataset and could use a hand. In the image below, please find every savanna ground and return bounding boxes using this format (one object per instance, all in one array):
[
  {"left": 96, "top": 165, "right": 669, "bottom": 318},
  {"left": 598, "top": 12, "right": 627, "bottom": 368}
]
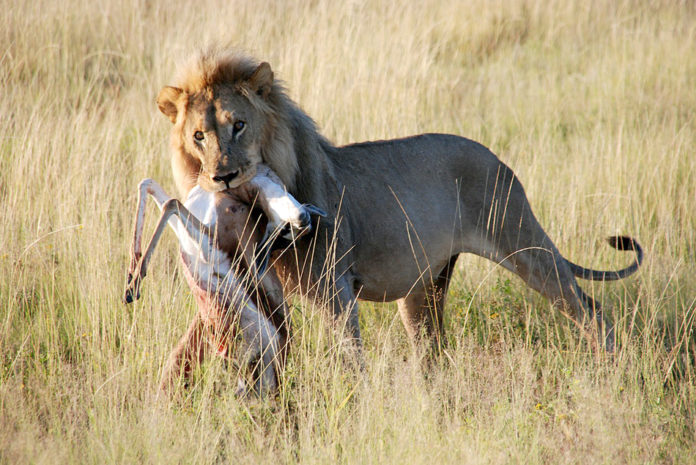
[{"left": 1, "top": 0, "right": 695, "bottom": 463}]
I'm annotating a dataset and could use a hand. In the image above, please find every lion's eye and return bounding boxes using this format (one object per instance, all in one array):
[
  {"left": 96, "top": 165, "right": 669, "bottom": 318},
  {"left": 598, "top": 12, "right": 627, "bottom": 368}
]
[
  {"left": 193, "top": 131, "right": 205, "bottom": 141},
  {"left": 233, "top": 121, "right": 246, "bottom": 132}
]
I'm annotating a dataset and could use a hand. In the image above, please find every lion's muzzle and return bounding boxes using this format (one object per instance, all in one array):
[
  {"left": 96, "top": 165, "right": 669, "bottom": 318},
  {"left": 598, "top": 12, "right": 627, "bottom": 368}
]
[{"left": 211, "top": 170, "right": 240, "bottom": 190}]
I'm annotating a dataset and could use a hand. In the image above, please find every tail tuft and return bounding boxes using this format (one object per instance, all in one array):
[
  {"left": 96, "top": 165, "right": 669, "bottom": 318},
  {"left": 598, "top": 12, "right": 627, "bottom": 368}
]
[
  {"left": 568, "top": 235, "right": 644, "bottom": 281},
  {"left": 607, "top": 235, "right": 637, "bottom": 252},
  {"left": 607, "top": 235, "right": 643, "bottom": 268}
]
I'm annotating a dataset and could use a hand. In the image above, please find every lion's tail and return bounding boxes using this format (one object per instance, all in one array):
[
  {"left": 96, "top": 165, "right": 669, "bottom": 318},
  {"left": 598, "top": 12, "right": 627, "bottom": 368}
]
[{"left": 567, "top": 236, "right": 644, "bottom": 281}]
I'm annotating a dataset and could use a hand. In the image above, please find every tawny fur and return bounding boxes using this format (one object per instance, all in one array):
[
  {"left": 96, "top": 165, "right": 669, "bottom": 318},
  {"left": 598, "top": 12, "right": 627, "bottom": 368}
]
[{"left": 157, "top": 48, "right": 643, "bottom": 352}]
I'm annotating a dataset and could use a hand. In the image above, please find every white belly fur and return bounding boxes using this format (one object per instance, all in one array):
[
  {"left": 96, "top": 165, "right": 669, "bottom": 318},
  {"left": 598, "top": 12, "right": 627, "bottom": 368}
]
[{"left": 169, "top": 185, "right": 232, "bottom": 290}]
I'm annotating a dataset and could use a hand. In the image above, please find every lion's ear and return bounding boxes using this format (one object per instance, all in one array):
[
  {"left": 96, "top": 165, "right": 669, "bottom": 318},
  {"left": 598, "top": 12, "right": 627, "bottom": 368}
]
[
  {"left": 248, "top": 62, "right": 274, "bottom": 98},
  {"left": 157, "top": 86, "right": 183, "bottom": 123}
]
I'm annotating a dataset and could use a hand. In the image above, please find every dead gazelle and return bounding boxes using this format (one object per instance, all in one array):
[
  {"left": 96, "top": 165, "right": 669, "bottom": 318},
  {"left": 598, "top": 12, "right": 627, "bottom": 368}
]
[{"left": 124, "top": 165, "right": 324, "bottom": 395}]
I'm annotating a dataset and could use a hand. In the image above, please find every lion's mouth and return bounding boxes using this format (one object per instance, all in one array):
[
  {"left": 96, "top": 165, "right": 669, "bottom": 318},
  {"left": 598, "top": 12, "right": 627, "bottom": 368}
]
[
  {"left": 202, "top": 166, "right": 256, "bottom": 192},
  {"left": 212, "top": 170, "right": 240, "bottom": 190}
]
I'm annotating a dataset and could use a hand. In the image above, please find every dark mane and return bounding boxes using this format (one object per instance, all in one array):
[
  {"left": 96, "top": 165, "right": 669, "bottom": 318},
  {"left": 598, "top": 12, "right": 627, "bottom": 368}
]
[{"left": 172, "top": 48, "right": 334, "bottom": 195}]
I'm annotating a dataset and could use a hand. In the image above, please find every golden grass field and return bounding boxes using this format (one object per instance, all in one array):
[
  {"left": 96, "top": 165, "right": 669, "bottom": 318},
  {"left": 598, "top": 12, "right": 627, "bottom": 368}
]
[{"left": 2, "top": 0, "right": 695, "bottom": 462}]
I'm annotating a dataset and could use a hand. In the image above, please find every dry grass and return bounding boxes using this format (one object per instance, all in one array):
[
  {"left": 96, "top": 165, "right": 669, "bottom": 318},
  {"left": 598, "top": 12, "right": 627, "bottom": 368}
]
[{"left": 1, "top": 0, "right": 695, "bottom": 463}]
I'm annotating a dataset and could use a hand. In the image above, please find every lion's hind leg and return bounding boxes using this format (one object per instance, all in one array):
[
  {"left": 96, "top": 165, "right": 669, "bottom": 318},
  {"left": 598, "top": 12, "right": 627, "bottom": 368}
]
[
  {"left": 492, "top": 237, "right": 614, "bottom": 351},
  {"left": 397, "top": 255, "right": 459, "bottom": 355},
  {"left": 465, "top": 170, "right": 615, "bottom": 349}
]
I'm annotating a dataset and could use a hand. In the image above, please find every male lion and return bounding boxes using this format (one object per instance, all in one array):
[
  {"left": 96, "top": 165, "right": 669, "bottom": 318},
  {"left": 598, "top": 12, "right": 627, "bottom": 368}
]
[{"left": 156, "top": 49, "right": 642, "bottom": 350}]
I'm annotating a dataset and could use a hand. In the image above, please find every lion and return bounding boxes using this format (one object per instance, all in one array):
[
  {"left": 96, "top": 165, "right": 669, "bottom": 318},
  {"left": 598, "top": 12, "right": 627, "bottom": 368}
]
[{"left": 156, "top": 48, "right": 643, "bottom": 351}]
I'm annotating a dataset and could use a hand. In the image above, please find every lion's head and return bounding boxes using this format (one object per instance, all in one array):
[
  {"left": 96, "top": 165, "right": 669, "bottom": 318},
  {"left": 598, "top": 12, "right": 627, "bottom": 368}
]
[{"left": 157, "top": 49, "right": 300, "bottom": 196}]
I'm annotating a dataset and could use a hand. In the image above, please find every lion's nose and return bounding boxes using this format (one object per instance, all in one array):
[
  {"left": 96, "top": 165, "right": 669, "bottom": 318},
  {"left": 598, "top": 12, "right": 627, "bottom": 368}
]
[{"left": 211, "top": 170, "right": 240, "bottom": 189}]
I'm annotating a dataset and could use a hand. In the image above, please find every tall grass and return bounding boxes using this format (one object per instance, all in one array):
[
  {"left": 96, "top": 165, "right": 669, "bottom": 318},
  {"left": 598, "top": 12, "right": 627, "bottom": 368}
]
[{"left": 1, "top": 0, "right": 695, "bottom": 463}]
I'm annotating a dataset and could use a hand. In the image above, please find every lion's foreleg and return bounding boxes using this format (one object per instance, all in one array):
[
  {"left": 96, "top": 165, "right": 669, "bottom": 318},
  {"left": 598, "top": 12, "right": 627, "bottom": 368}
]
[
  {"left": 235, "top": 303, "right": 281, "bottom": 395},
  {"left": 160, "top": 314, "right": 207, "bottom": 392},
  {"left": 253, "top": 268, "right": 291, "bottom": 372},
  {"left": 318, "top": 274, "right": 362, "bottom": 359}
]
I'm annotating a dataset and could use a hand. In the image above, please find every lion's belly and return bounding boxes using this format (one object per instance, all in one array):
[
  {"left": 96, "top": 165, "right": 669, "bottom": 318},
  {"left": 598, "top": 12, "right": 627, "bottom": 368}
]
[
  {"left": 351, "top": 240, "right": 459, "bottom": 302},
  {"left": 332, "top": 134, "right": 505, "bottom": 302},
  {"left": 348, "top": 200, "right": 469, "bottom": 302}
]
